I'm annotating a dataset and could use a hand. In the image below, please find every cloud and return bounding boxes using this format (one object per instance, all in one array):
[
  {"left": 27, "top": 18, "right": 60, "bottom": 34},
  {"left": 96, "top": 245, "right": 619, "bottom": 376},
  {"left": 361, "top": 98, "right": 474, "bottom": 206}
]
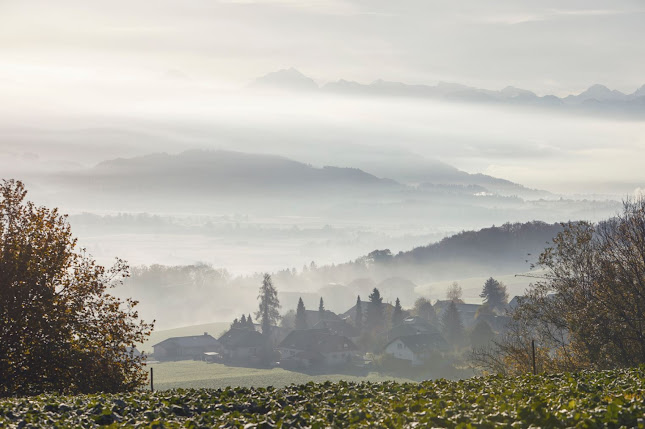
[
  {"left": 218, "top": 0, "right": 360, "bottom": 15},
  {"left": 475, "top": 8, "right": 642, "bottom": 25}
]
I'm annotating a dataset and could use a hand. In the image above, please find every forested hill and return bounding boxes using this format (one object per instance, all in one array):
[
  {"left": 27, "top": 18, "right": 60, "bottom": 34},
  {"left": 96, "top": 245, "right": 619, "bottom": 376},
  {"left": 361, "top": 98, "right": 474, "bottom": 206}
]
[
  {"left": 391, "top": 221, "right": 563, "bottom": 271},
  {"left": 310, "top": 221, "right": 566, "bottom": 283},
  {"left": 275, "top": 221, "right": 566, "bottom": 289},
  {"left": 56, "top": 150, "right": 403, "bottom": 197}
]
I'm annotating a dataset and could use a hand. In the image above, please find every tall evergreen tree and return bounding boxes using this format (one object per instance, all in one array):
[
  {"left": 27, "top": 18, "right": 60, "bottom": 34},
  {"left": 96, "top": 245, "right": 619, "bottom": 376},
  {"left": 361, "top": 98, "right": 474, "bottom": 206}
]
[
  {"left": 255, "top": 273, "right": 281, "bottom": 337},
  {"left": 240, "top": 314, "right": 247, "bottom": 325},
  {"left": 441, "top": 301, "right": 464, "bottom": 345},
  {"left": 247, "top": 314, "right": 254, "bottom": 328},
  {"left": 355, "top": 296, "right": 363, "bottom": 330},
  {"left": 319, "top": 297, "right": 325, "bottom": 314},
  {"left": 295, "top": 297, "right": 307, "bottom": 330},
  {"left": 366, "top": 288, "right": 384, "bottom": 332},
  {"left": 480, "top": 277, "right": 508, "bottom": 311},
  {"left": 392, "top": 297, "right": 404, "bottom": 326}
]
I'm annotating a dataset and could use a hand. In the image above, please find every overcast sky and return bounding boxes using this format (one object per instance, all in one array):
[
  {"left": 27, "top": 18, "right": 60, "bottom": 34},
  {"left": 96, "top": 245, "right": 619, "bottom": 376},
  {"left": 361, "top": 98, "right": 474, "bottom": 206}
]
[
  {"left": 1, "top": 0, "right": 644, "bottom": 196},
  {"left": 1, "top": 0, "right": 644, "bottom": 95}
]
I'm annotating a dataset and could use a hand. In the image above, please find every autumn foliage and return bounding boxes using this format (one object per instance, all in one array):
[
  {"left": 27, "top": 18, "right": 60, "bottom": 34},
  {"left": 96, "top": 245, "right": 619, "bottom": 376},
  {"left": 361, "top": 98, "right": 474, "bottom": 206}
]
[{"left": 0, "top": 180, "right": 153, "bottom": 397}]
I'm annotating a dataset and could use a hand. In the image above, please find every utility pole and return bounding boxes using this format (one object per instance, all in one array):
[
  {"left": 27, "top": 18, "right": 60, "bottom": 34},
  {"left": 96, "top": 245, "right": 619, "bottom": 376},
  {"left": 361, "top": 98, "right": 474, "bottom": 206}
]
[
  {"left": 531, "top": 339, "right": 537, "bottom": 375},
  {"left": 150, "top": 367, "right": 154, "bottom": 392}
]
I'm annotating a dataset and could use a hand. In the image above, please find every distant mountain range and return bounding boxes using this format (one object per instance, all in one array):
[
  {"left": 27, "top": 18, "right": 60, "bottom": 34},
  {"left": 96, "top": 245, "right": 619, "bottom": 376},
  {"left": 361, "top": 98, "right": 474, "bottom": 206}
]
[
  {"left": 251, "top": 68, "right": 645, "bottom": 115},
  {"left": 54, "top": 149, "right": 545, "bottom": 200},
  {"left": 60, "top": 150, "right": 401, "bottom": 197}
]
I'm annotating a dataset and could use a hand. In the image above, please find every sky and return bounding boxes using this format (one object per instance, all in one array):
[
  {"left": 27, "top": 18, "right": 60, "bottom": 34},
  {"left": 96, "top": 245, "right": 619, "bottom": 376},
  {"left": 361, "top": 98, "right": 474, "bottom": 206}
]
[
  {"left": 0, "top": 0, "right": 644, "bottom": 195},
  {"left": 1, "top": 0, "right": 645, "bottom": 95}
]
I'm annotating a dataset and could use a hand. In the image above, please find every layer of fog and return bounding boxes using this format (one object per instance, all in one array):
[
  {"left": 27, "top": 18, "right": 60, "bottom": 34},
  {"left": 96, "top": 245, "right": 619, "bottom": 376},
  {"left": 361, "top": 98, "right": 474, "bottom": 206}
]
[
  {"left": 1, "top": 88, "right": 644, "bottom": 196},
  {"left": 2, "top": 85, "right": 642, "bottom": 329}
]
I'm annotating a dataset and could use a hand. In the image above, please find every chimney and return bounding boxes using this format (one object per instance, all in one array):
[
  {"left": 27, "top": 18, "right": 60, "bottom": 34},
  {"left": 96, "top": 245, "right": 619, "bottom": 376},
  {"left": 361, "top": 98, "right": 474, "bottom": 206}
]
[{"left": 204, "top": 332, "right": 208, "bottom": 336}]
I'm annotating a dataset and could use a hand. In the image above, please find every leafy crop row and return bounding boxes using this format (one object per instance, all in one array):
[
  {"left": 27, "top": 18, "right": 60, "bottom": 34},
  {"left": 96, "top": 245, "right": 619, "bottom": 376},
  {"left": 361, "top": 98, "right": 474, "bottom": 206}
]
[{"left": 2, "top": 367, "right": 645, "bottom": 428}]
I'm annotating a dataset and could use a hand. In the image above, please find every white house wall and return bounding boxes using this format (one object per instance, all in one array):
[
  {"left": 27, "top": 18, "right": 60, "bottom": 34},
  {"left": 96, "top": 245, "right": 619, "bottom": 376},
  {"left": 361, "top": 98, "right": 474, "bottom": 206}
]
[{"left": 384, "top": 340, "right": 421, "bottom": 365}]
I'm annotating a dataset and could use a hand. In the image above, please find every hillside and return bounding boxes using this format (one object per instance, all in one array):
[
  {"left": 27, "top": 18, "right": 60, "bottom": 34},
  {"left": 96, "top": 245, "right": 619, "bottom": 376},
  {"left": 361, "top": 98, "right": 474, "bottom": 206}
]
[
  {"left": 393, "top": 221, "right": 563, "bottom": 270},
  {"left": 55, "top": 150, "right": 403, "bottom": 197}
]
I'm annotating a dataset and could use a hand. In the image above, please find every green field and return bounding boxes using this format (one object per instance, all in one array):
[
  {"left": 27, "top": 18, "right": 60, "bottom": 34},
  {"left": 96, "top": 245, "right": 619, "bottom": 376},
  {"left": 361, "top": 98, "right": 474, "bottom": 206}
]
[
  {"left": 3, "top": 367, "right": 645, "bottom": 427},
  {"left": 148, "top": 360, "right": 412, "bottom": 390}
]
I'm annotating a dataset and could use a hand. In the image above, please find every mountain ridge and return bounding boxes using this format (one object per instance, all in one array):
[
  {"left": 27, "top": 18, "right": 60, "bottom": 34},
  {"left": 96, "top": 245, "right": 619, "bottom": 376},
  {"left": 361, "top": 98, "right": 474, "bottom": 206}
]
[
  {"left": 69, "top": 149, "right": 547, "bottom": 199},
  {"left": 251, "top": 69, "right": 645, "bottom": 114}
]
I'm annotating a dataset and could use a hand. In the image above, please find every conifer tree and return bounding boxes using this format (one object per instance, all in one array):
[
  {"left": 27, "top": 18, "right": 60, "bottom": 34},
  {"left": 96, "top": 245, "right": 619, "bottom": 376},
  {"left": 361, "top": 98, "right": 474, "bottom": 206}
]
[
  {"left": 479, "top": 277, "right": 508, "bottom": 311},
  {"left": 392, "top": 297, "right": 404, "bottom": 326},
  {"left": 366, "top": 288, "right": 384, "bottom": 332},
  {"left": 295, "top": 297, "right": 307, "bottom": 330},
  {"left": 247, "top": 314, "right": 254, "bottom": 328},
  {"left": 441, "top": 301, "right": 464, "bottom": 345},
  {"left": 255, "top": 273, "right": 281, "bottom": 337},
  {"left": 355, "top": 296, "right": 363, "bottom": 330}
]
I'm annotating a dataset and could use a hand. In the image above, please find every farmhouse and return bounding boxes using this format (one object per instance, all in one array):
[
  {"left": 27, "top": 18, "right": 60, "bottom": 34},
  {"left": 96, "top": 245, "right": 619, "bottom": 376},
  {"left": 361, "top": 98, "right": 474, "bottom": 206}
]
[
  {"left": 218, "top": 328, "right": 265, "bottom": 361},
  {"left": 383, "top": 333, "right": 447, "bottom": 366},
  {"left": 152, "top": 333, "right": 221, "bottom": 361},
  {"left": 278, "top": 328, "right": 359, "bottom": 368}
]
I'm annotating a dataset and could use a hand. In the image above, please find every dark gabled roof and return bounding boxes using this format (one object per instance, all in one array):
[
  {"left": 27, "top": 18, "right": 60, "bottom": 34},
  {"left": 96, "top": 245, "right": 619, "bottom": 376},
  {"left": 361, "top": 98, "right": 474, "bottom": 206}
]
[
  {"left": 304, "top": 310, "right": 342, "bottom": 328},
  {"left": 385, "top": 333, "right": 447, "bottom": 354},
  {"left": 153, "top": 334, "right": 220, "bottom": 349},
  {"left": 388, "top": 322, "right": 439, "bottom": 341},
  {"left": 434, "top": 301, "right": 481, "bottom": 318},
  {"left": 218, "top": 328, "right": 264, "bottom": 348},
  {"left": 402, "top": 316, "right": 432, "bottom": 326},
  {"left": 434, "top": 300, "right": 482, "bottom": 311},
  {"left": 312, "top": 319, "right": 361, "bottom": 337},
  {"left": 340, "top": 300, "right": 397, "bottom": 319},
  {"left": 279, "top": 329, "right": 358, "bottom": 354}
]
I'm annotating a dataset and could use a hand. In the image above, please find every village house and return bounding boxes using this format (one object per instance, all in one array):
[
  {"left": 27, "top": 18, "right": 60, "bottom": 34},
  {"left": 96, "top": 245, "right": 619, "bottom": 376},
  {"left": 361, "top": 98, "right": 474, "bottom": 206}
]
[
  {"left": 387, "top": 316, "right": 439, "bottom": 342},
  {"left": 312, "top": 319, "right": 361, "bottom": 340},
  {"left": 278, "top": 328, "right": 360, "bottom": 368},
  {"left": 218, "top": 328, "right": 265, "bottom": 362},
  {"left": 340, "top": 300, "right": 401, "bottom": 328},
  {"left": 304, "top": 309, "right": 343, "bottom": 328},
  {"left": 433, "top": 300, "right": 482, "bottom": 328},
  {"left": 152, "top": 332, "right": 221, "bottom": 361},
  {"left": 383, "top": 333, "right": 447, "bottom": 366}
]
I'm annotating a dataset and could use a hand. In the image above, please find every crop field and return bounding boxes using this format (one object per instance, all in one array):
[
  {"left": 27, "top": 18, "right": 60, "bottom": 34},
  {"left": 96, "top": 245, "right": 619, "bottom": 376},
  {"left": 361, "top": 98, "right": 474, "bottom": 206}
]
[
  {"left": 2, "top": 367, "right": 645, "bottom": 428},
  {"left": 147, "top": 360, "right": 411, "bottom": 390}
]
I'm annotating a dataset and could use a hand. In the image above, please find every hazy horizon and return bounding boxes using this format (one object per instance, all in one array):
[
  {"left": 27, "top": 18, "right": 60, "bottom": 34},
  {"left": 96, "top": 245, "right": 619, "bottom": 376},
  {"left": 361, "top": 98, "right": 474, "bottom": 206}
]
[{"left": 2, "top": 1, "right": 644, "bottom": 329}]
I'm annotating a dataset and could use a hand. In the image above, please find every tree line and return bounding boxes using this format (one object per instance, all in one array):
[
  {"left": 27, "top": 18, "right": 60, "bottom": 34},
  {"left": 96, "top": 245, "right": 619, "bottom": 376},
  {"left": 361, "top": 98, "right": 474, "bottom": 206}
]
[{"left": 472, "top": 197, "right": 645, "bottom": 375}]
